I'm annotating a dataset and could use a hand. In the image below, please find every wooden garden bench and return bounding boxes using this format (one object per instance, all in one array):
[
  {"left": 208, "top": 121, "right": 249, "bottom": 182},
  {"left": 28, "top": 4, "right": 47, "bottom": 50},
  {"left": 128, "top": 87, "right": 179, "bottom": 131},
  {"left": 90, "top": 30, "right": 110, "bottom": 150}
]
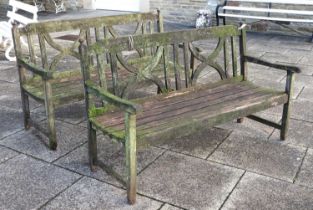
[
  {"left": 12, "top": 11, "right": 163, "bottom": 150},
  {"left": 0, "top": 0, "right": 38, "bottom": 61},
  {"left": 216, "top": 0, "right": 313, "bottom": 39},
  {"left": 79, "top": 25, "right": 300, "bottom": 204}
]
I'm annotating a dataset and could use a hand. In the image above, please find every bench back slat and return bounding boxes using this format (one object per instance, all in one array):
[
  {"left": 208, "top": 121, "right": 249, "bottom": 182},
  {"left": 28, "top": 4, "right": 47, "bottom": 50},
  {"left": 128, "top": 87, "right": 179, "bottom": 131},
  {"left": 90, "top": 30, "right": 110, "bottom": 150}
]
[
  {"left": 83, "top": 25, "right": 244, "bottom": 96},
  {"left": 7, "top": 11, "right": 37, "bottom": 25},
  {"left": 224, "top": 0, "right": 313, "bottom": 5}
]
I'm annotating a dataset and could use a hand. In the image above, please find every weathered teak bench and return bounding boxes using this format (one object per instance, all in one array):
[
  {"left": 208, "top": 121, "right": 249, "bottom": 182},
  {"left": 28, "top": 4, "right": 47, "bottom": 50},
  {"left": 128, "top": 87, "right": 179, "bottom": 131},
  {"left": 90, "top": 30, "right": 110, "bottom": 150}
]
[
  {"left": 12, "top": 11, "right": 163, "bottom": 150},
  {"left": 79, "top": 25, "right": 300, "bottom": 204},
  {"left": 0, "top": 0, "right": 38, "bottom": 61},
  {"left": 216, "top": 0, "right": 313, "bottom": 39}
]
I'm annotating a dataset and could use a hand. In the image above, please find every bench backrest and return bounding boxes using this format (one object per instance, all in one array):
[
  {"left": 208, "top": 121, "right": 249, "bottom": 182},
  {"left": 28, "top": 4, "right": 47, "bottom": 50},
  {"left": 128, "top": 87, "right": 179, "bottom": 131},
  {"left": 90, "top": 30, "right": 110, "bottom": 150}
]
[
  {"left": 13, "top": 11, "right": 163, "bottom": 74},
  {"left": 8, "top": 0, "right": 38, "bottom": 25},
  {"left": 80, "top": 25, "right": 247, "bottom": 97}
]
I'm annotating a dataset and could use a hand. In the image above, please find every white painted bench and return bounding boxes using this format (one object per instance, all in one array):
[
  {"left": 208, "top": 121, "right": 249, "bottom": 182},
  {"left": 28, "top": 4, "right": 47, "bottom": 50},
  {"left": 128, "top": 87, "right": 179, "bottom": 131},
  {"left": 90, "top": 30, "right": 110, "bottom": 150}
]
[
  {"left": 216, "top": 0, "right": 313, "bottom": 39},
  {"left": 0, "top": 0, "right": 38, "bottom": 61}
]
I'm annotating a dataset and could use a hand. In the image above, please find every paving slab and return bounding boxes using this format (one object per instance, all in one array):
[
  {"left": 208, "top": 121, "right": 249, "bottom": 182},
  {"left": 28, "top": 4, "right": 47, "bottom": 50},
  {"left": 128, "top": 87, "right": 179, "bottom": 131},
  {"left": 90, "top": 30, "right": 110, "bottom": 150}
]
[
  {"left": 270, "top": 119, "right": 313, "bottom": 148},
  {"left": 291, "top": 74, "right": 313, "bottom": 89},
  {"left": 160, "top": 204, "right": 183, "bottom": 210},
  {"left": 295, "top": 149, "right": 313, "bottom": 188},
  {"left": 248, "top": 67, "right": 286, "bottom": 83},
  {"left": 222, "top": 172, "right": 313, "bottom": 210},
  {"left": 159, "top": 127, "right": 230, "bottom": 159},
  {"left": 0, "top": 120, "right": 87, "bottom": 162},
  {"left": 138, "top": 151, "right": 244, "bottom": 210},
  {"left": 298, "top": 87, "right": 313, "bottom": 102},
  {"left": 290, "top": 100, "right": 313, "bottom": 122},
  {"left": 0, "top": 146, "right": 19, "bottom": 164},
  {"left": 0, "top": 154, "right": 81, "bottom": 210},
  {"left": 32, "top": 101, "right": 86, "bottom": 125},
  {"left": 0, "top": 67, "right": 19, "bottom": 83},
  {"left": 0, "top": 107, "right": 25, "bottom": 139},
  {"left": 209, "top": 132, "right": 306, "bottom": 182},
  {"left": 42, "top": 177, "right": 162, "bottom": 210},
  {"left": 260, "top": 52, "right": 303, "bottom": 64},
  {"left": 216, "top": 113, "right": 280, "bottom": 139},
  {"left": 298, "top": 52, "right": 313, "bottom": 65},
  {"left": 55, "top": 135, "right": 164, "bottom": 186}
]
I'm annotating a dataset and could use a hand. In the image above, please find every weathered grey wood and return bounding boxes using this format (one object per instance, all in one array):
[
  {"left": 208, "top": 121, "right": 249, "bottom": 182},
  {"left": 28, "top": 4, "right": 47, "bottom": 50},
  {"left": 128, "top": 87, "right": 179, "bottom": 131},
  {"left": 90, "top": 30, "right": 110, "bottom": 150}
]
[
  {"left": 13, "top": 11, "right": 163, "bottom": 151},
  {"left": 281, "top": 71, "right": 294, "bottom": 140},
  {"left": 80, "top": 25, "right": 300, "bottom": 205},
  {"left": 44, "top": 80, "right": 57, "bottom": 150},
  {"left": 125, "top": 112, "right": 137, "bottom": 204}
]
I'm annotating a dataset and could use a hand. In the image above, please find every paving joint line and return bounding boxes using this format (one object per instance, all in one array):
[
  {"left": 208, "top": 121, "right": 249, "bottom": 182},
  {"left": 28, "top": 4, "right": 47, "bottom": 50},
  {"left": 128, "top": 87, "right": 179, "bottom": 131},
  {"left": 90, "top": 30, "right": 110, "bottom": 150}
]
[
  {"left": 205, "top": 130, "right": 232, "bottom": 160},
  {"left": 137, "top": 147, "right": 168, "bottom": 176},
  {"left": 38, "top": 176, "right": 84, "bottom": 209},
  {"left": 293, "top": 147, "right": 309, "bottom": 184},
  {"left": 218, "top": 170, "right": 246, "bottom": 210}
]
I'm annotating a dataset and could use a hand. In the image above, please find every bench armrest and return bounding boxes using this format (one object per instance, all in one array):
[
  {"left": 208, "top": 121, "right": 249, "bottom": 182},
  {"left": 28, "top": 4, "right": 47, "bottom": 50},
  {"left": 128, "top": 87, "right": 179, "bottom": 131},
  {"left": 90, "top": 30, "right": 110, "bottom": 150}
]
[
  {"left": 244, "top": 55, "right": 301, "bottom": 73},
  {"left": 17, "top": 58, "right": 53, "bottom": 80},
  {"left": 86, "top": 80, "right": 141, "bottom": 114}
]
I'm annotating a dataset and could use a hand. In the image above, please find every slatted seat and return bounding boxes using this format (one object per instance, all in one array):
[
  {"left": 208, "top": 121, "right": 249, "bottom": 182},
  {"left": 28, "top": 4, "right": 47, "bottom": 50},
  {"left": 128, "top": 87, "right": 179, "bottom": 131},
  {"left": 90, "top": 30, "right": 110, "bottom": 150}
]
[
  {"left": 79, "top": 25, "right": 300, "bottom": 204},
  {"left": 91, "top": 79, "right": 288, "bottom": 145}
]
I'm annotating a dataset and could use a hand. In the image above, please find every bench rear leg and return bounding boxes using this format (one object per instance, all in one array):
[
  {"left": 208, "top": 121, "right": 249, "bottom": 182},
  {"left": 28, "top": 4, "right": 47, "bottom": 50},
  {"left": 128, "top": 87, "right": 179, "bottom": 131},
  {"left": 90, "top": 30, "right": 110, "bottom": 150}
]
[
  {"left": 281, "top": 71, "right": 294, "bottom": 140},
  {"left": 44, "top": 81, "right": 57, "bottom": 150},
  {"left": 125, "top": 113, "right": 137, "bottom": 204},
  {"left": 21, "top": 90, "right": 31, "bottom": 130},
  {"left": 88, "top": 123, "right": 98, "bottom": 171}
]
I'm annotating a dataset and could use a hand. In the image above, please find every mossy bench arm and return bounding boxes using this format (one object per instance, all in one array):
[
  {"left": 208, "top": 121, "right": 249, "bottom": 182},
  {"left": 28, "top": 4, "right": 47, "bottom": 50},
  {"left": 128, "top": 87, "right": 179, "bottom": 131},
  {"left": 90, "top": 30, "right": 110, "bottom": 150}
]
[
  {"left": 244, "top": 56, "right": 301, "bottom": 73},
  {"left": 244, "top": 55, "right": 300, "bottom": 139},
  {"left": 17, "top": 58, "right": 54, "bottom": 80},
  {"left": 85, "top": 81, "right": 141, "bottom": 114}
]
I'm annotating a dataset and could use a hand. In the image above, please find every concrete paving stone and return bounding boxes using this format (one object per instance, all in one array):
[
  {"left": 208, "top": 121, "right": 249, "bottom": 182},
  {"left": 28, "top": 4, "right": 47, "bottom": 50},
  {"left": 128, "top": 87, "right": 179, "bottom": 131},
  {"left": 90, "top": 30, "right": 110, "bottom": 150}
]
[
  {"left": 209, "top": 132, "right": 306, "bottom": 182},
  {"left": 0, "top": 146, "right": 19, "bottom": 164},
  {"left": 159, "top": 127, "right": 230, "bottom": 159},
  {"left": 160, "top": 204, "right": 183, "bottom": 210},
  {"left": 289, "top": 100, "right": 313, "bottom": 122},
  {"left": 32, "top": 101, "right": 86, "bottom": 125},
  {"left": 282, "top": 48, "right": 310, "bottom": 62},
  {"left": 42, "top": 177, "right": 162, "bottom": 210},
  {"left": 216, "top": 113, "right": 281, "bottom": 139},
  {"left": 55, "top": 135, "right": 164, "bottom": 186},
  {"left": 0, "top": 67, "right": 19, "bottom": 83},
  {"left": 298, "top": 87, "right": 313, "bottom": 102},
  {"left": 0, "top": 106, "right": 25, "bottom": 140},
  {"left": 252, "top": 78, "right": 304, "bottom": 100},
  {"left": 290, "top": 74, "right": 313, "bottom": 88},
  {"left": 298, "top": 52, "right": 313, "bottom": 65},
  {"left": 249, "top": 67, "right": 286, "bottom": 83},
  {"left": 260, "top": 52, "right": 302, "bottom": 64},
  {"left": 222, "top": 172, "right": 313, "bottom": 210},
  {"left": 138, "top": 151, "right": 244, "bottom": 210},
  {"left": 270, "top": 119, "right": 313, "bottom": 148},
  {"left": 0, "top": 82, "right": 39, "bottom": 110},
  {"left": 247, "top": 43, "right": 288, "bottom": 54},
  {"left": 0, "top": 154, "right": 81, "bottom": 210},
  {"left": 296, "top": 149, "right": 313, "bottom": 188},
  {"left": 0, "top": 120, "right": 87, "bottom": 162}
]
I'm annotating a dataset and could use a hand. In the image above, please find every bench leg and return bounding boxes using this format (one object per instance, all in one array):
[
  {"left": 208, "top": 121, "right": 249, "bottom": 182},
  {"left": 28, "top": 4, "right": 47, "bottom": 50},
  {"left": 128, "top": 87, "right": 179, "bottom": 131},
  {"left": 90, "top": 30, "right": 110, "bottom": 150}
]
[
  {"left": 21, "top": 90, "right": 31, "bottom": 130},
  {"left": 237, "top": 118, "right": 244, "bottom": 123},
  {"left": 281, "top": 103, "right": 291, "bottom": 140},
  {"left": 125, "top": 113, "right": 137, "bottom": 204},
  {"left": 44, "top": 81, "right": 57, "bottom": 150},
  {"left": 281, "top": 71, "right": 294, "bottom": 140},
  {"left": 88, "top": 122, "right": 98, "bottom": 171}
]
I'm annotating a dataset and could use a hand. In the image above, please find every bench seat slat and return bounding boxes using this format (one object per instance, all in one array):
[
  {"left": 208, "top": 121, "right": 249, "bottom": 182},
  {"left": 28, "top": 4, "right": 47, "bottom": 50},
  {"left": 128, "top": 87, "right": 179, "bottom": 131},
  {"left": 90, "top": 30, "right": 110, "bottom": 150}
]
[
  {"left": 222, "top": 6, "right": 313, "bottom": 16},
  {"left": 92, "top": 79, "right": 288, "bottom": 145},
  {"left": 218, "top": 13, "right": 313, "bottom": 23}
]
